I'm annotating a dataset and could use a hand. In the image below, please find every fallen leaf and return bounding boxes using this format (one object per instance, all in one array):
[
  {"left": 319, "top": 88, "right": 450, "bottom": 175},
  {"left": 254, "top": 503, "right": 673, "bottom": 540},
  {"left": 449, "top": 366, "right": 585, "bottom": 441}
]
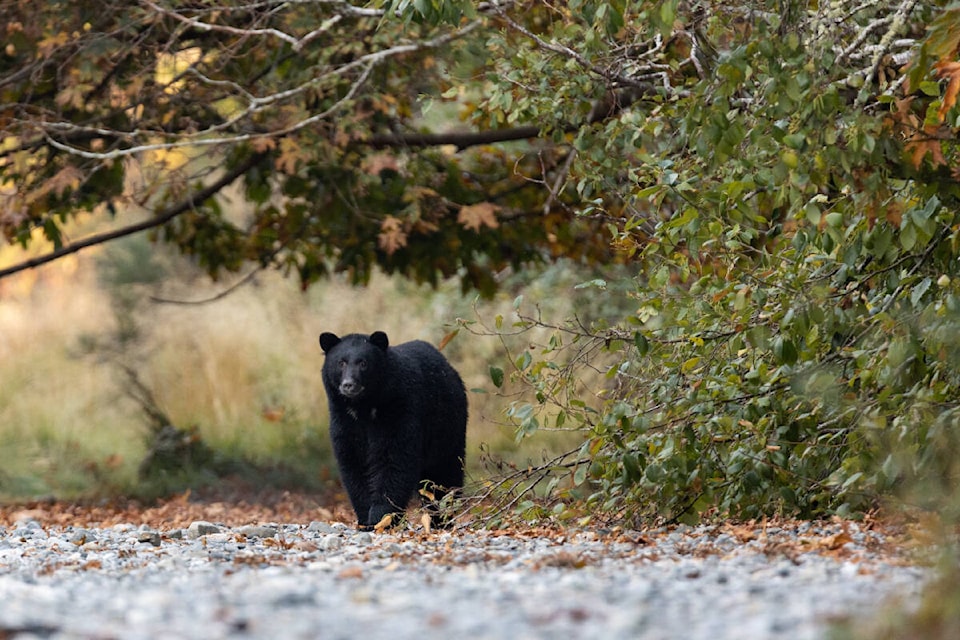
[
  {"left": 373, "top": 513, "right": 394, "bottom": 534},
  {"left": 820, "top": 522, "right": 853, "bottom": 551},
  {"left": 337, "top": 566, "right": 364, "bottom": 579}
]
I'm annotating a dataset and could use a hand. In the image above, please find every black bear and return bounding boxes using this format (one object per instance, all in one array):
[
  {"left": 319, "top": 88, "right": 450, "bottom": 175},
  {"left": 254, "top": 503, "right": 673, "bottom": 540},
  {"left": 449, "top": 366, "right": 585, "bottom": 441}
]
[{"left": 318, "top": 330, "right": 467, "bottom": 530}]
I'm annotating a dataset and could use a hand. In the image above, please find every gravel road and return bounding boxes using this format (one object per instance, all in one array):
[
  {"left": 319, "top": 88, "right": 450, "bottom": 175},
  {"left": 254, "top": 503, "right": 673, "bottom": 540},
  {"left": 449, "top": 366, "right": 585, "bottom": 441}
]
[{"left": 0, "top": 517, "right": 930, "bottom": 639}]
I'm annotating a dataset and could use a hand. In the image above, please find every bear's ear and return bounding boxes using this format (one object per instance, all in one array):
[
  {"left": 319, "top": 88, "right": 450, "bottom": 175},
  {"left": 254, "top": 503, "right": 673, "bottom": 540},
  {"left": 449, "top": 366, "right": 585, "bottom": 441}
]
[
  {"left": 369, "top": 331, "right": 389, "bottom": 351},
  {"left": 319, "top": 332, "right": 341, "bottom": 353}
]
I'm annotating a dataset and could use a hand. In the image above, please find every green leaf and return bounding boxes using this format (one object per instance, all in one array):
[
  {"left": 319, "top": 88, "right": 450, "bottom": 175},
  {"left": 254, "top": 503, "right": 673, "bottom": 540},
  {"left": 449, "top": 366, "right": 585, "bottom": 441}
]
[
  {"left": 657, "top": 0, "right": 678, "bottom": 37},
  {"left": 573, "top": 464, "right": 588, "bottom": 486},
  {"left": 919, "top": 81, "right": 941, "bottom": 97},
  {"left": 911, "top": 277, "right": 932, "bottom": 308},
  {"left": 773, "top": 336, "right": 798, "bottom": 365},
  {"left": 900, "top": 223, "right": 917, "bottom": 251},
  {"left": 516, "top": 351, "right": 532, "bottom": 371},
  {"left": 783, "top": 133, "right": 806, "bottom": 150},
  {"left": 575, "top": 278, "right": 607, "bottom": 290},
  {"left": 489, "top": 366, "right": 504, "bottom": 388},
  {"left": 634, "top": 332, "right": 650, "bottom": 356}
]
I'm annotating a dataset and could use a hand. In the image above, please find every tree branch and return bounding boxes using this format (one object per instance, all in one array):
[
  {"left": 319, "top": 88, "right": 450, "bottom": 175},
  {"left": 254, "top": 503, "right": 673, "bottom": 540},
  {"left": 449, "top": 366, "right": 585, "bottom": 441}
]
[
  {"left": 367, "top": 126, "right": 542, "bottom": 150},
  {"left": 0, "top": 153, "right": 267, "bottom": 281}
]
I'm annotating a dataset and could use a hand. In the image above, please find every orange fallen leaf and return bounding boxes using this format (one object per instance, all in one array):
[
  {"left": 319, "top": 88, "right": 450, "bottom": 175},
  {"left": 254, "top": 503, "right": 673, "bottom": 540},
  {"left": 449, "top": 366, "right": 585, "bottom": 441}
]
[
  {"left": 337, "top": 566, "right": 364, "bottom": 579},
  {"left": 421, "top": 512, "right": 432, "bottom": 534},
  {"left": 373, "top": 513, "right": 394, "bottom": 534}
]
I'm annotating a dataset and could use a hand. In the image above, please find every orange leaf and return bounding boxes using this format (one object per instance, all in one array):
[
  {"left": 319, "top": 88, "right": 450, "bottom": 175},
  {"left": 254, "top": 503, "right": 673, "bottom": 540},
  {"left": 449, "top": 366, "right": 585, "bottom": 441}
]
[
  {"left": 373, "top": 513, "right": 394, "bottom": 534},
  {"left": 337, "top": 566, "right": 364, "bottom": 579},
  {"left": 377, "top": 216, "right": 408, "bottom": 255},
  {"left": 935, "top": 61, "right": 960, "bottom": 122},
  {"left": 457, "top": 202, "right": 500, "bottom": 232},
  {"left": 908, "top": 132, "right": 947, "bottom": 170},
  {"left": 437, "top": 329, "right": 459, "bottom": 351},
  {"left": 275, "top": 138, "right": 305, "bottom": 174}
]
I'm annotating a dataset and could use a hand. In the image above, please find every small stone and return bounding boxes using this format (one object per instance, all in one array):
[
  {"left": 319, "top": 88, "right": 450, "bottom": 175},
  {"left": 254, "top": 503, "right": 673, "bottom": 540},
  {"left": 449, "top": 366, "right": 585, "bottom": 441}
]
[
  {"left": 203, "top": 533, "right": 234, "bottom": 545},
  {"left": 307, "top": 521, "right": 339, "bottom": 534},
  {"left": 352, "top": 532, "right": 373, "bottom": 545},
  {"left": 137, "top": 531, "right": 162, "bottom": 547},
  {"left": 238, "top": 525, "right": 278, "bottom": 538},
  {"left": 186, "top": 521, "right": 222, "bottom": 539},
  {"left": 69, "top": 529, "right": 96, "bottom": 546},
  {"left": 319, "top": 535, "right": 342, "bottom": 551}
]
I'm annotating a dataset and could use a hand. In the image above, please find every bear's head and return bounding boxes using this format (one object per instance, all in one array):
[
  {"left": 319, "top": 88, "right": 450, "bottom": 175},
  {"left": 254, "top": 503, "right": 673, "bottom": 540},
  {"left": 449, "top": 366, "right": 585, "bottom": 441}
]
[{"left": 319, "top": 331, "right": 389, "bottom": 402}]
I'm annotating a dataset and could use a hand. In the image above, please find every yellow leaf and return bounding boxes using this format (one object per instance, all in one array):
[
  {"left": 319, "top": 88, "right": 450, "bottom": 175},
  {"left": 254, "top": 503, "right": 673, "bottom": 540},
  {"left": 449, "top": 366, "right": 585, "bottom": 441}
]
[
  {"left": 457, "top": 202, "right": 500, "bottom": 232},
  {"left": 421, "top": 513, "right": 432, "bottom": 533},
  {"left": 156, "top": 47, "right": 202, "bottom": 94}
]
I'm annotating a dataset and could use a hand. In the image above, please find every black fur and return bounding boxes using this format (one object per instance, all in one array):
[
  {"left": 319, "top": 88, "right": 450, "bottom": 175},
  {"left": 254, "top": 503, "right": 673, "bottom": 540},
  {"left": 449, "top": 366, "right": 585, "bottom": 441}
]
[{"left": 319, "top": 331, "right": 467, "bottom": 529}]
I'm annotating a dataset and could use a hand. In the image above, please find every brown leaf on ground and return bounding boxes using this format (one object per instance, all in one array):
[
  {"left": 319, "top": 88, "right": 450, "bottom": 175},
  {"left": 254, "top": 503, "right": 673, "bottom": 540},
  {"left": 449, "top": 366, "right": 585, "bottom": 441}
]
[
  {"left": 337, "top": 566, "right": 364, "bottom": 580},
  {"left": 0, "top": 484, "right": 347, "bottom": 530},
  {"left": 819, "top": 522, "right": 854, "bottom": 551},
  {"left": 373, "top": 513, "right": 394, "bottom": 534}
]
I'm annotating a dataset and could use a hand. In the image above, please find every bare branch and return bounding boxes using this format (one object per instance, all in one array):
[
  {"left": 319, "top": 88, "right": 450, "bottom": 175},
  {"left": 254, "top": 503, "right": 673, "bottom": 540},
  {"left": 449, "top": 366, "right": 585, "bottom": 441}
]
[
  {"left": 142, "top": 0, "right": 302, "bottom": 48},
  {"left": 149, "top": 267, "right": 263, "bottom": 306}
]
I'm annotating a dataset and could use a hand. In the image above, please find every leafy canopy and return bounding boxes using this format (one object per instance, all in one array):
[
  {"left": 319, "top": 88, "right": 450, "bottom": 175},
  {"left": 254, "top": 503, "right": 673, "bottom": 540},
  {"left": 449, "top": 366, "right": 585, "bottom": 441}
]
[{"left": 0, "top": 0, "right": 613, "bottom": 294}]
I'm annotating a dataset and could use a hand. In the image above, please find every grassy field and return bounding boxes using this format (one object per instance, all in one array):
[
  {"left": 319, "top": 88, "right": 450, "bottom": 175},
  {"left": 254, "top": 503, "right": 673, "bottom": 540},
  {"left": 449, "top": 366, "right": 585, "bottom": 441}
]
[{"left": 0, "top": 227, "right": 600, "bottom": 502}]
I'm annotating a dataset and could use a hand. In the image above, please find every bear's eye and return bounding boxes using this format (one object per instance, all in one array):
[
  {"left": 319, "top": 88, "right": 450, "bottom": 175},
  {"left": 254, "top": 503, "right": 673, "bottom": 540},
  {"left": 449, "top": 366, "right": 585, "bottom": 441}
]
[
  {"left": 338, "top": 359, "right": 347, "bottom": 369},
  {"left": 358, "top": 360, "right": 367, "bottom": 370}
]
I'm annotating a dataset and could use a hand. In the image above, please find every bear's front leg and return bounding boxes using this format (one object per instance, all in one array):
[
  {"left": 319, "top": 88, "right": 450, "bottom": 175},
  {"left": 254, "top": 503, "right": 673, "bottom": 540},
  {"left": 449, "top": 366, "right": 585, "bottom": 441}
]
[
  {"left": 329, "top": 425, "right": 373, "bottom": 528},
  {"left": 366, "top": 434, "right": 421, "bottom": 530}
]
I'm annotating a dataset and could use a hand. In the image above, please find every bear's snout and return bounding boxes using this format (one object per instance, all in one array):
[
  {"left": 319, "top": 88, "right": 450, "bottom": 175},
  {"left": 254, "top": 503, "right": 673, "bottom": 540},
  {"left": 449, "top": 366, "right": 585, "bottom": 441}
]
[{"left": 339, "top": 379, "right": 363, "bottom": 398}]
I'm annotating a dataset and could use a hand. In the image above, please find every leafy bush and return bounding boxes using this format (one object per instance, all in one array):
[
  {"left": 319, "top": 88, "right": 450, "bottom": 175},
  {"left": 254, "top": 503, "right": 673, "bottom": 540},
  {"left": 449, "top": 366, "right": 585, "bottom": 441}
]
[{"left": 468, "top": 1, "right": 960, "bottom": 524}]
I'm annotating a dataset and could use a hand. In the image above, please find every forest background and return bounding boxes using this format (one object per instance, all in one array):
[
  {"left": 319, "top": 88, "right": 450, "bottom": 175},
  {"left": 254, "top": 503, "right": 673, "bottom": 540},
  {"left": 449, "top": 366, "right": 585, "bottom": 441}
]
[{"left": 4, "top": 0, "right": 960, "bottom": 544}]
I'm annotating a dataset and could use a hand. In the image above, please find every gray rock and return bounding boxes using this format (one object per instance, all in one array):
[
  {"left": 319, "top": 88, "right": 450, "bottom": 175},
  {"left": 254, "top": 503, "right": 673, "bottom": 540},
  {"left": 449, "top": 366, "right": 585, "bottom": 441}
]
[
  {"left": 69, "top": 529, "right": 96, "bottom": 546},
  {"left": 351, "top": 532, "right": 373, "bottom": 545},
  {"left": 238, "top": 525, "right": 278, "bottom": 539},
  {"left": 186, "top": 521, "right": 222, "bottom": 539},
  {"left": 307, "top": 521, "right": 340, "bottom": 534},
  {"left": 137, "top": 531, "right": 162, "bottom": 546},
  {"left": 319, "top": 535, "right": 343, "bottom": 552}
]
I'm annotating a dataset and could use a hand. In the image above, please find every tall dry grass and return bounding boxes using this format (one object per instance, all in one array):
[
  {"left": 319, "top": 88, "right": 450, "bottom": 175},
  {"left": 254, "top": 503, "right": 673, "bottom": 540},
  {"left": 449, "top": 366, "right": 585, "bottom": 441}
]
[{"left": 0, "top": 227, "right": 601, "bottom": 501}]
